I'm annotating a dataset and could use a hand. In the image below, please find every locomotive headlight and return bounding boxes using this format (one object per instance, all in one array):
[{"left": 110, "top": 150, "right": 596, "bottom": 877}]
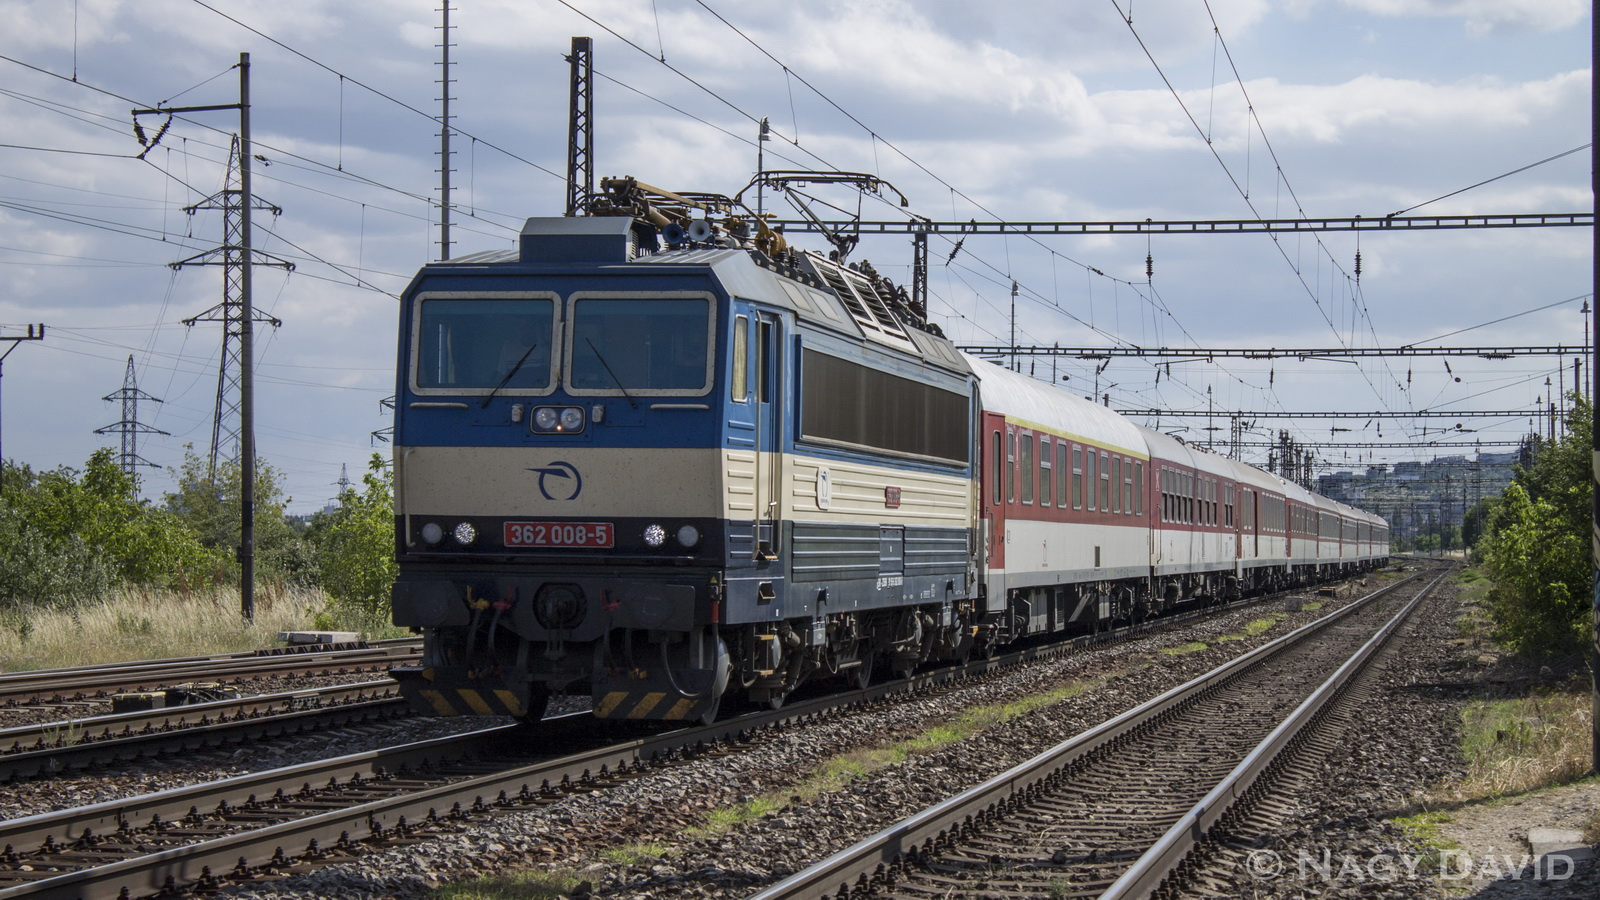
[
  {"left": 452, "top": 521, "right": 478, "bottom": 545},
  {"left": 675, "top": 524, "right": 701, "bottom": 548},
  {"left": 531, "top": 406, "right": 586, "bottom": 434},
  {"left": 643, "top": 523, "right": 667, "bottom": 547},
  {"left": 420, "top": 522, "right": 444, "bottom": 545}
]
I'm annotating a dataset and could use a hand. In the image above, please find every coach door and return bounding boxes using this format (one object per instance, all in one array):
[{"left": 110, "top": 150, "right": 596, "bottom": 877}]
[{"left": 753, "top": 313, "right": 782, "bottom": 560}]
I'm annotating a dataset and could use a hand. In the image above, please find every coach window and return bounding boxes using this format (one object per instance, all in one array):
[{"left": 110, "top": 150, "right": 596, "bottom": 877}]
[
  {"left": 1113, "top": 454, "right": 1126, "bottom": 512},
  {"left": 991, "top": 431, "right": 1002, "bottom": 506},
  {"left": 1020, "top": 434, "right": 1035, "bottom": 505},
  {"left": 1122, "top": 458, "right": 1133, "bottom": 515},
  {"left": 1056, "top": 442, "right": 1068, "bottom": 507},
  {"left": 1004, "top": 429, "right": 1017, "bottom": 506},
  {"left": 1164, "top": 468, "right": 1173, "bottom": 522},
  {"left": 1072, "top": 445, "right": 1083, "bottom": 509},
  {"left": 1099, "top": 451, "right": 1110, "bottom": 512},
  {"left": 1040, "top": 438, "right": 1052, "bottom": 508},
  {"left": 1087, "top": 449, "right": 1097, "bottom": 512},
  {"left": 1135, "top": 460, "right": 1144, "bottom": 516}
]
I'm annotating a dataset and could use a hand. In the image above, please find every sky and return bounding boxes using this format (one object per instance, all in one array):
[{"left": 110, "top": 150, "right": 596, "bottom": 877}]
[{"left": 0, "top": 0, "right": 1591, "bottom": 513}]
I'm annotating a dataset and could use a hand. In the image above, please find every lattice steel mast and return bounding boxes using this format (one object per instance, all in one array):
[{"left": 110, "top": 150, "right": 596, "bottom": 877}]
[
  {"left": 175, "top": 134, "right": 289, "bottom": 478},
  {"left": 95, "top": 355, "right": 167, "bottom": 475}
]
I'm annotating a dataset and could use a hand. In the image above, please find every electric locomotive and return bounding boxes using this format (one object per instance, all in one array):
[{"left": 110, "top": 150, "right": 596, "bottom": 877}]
[{"left": 389, "top": 178, "right": 982, "bottom": 723}]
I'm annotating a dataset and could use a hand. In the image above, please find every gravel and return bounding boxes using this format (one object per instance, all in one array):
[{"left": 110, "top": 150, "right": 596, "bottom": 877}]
[{"left": 176, "top": 582, "right": 1388, "bottom": 899}]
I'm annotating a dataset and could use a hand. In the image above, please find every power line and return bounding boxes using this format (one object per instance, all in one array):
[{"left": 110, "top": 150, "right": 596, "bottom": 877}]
[
  {"left": 962, "top": 344, "right": 1583, "bottom": 359},
  {"left": 766, "top": 213, "right": 1592, "bottom": 235},
  {"left": 1120, "top": 408, "right": 1549, "bottom": 420}
]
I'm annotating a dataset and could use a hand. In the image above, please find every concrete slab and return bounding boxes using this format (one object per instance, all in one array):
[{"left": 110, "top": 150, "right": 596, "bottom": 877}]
[
  {"left": 277, "top": 630, "right": 362, "bottom": 645},
  {"left": 1528, "top": 826, "right": 1595, "bottom": 863}
]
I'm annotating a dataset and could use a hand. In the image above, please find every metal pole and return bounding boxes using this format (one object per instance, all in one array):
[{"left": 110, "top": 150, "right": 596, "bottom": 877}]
[
  {"left": 0, "top": 326, "right": 45, "bottom": 499},
  {"left": 238, "top": 53, "right": 256, "bottom": 623},
  {"left": 438, "top": 1, "right": 453, "bottom": 259},
  {"left": 1590, "top": 0, "right": 1598, "bottom": 775}
]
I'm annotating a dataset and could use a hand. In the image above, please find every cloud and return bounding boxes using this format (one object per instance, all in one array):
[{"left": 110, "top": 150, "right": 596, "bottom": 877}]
[{"left": 1325, "top": 0, "right": 1587, "bottom": 35}]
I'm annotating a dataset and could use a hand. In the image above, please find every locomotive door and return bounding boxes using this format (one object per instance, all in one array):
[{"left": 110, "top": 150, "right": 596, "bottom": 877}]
[{"left": 753, "top": 313, "right": 782, "bottom": 560}]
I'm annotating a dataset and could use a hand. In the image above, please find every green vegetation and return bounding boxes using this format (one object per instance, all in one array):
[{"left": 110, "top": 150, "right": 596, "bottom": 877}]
[
  {"left": 1217, "top": 614, "right": 1287, "bottom": 643},
  {"left": 1444, "top": 688, "right": 1595, "bottom": 801},
  {"left": 1472, "top": 392, "right": 1592, "bottom": 656},
  {"left": 0, "top": 448, "right": 400, "bottom": 664},
  {"left": 1390, "top": 809, "right": 1463, "bottom": 870},
  {"left": 1160, "top": 641, "right": 1209, "bottom": 655}
]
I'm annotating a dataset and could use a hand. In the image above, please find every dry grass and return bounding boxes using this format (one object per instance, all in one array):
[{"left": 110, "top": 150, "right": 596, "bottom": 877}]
[
  {"left": 0, "top": 584, "right": 350, "bottom": 672},
  {"left": 1434, "top": 686, "right": 1596, "bottom": 803}
]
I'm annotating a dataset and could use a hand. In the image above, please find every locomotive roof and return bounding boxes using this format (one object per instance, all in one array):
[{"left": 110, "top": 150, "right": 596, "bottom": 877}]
[
  {"left": 426, "top": 220, "right": 973, "bottom": 375},
  {"left": 963, "top": 352, "right": 1148, "bottom": 458}
]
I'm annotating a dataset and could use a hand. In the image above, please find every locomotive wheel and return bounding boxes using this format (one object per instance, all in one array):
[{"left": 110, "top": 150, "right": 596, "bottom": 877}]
[
  {"left": 515, "top": 688, "right": 551, "bottom": 726},
  {"left": 851, "top": 652, "right": 875, "bottom": 691}
]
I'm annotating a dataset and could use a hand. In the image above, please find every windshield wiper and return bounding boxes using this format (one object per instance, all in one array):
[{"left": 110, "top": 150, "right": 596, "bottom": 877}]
[
  {"left": 480, "top": 343, "right": 538, "bottom": 408},
  {"left": 585, "top": 337, "right": 637, "bottom": 409}
]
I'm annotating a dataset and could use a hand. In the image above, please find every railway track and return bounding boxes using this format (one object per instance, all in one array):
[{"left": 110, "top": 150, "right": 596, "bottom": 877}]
[
  {"left": 0, "top": 639, "right": 420, "bottom": 712},
  {"left": 0, "top": 576, "right": 1376, "bottom": 900},
  {"left": 0, "top": 680, "right": 409, "bottom": 782},
  {"left": 747, "top": 566, "right": 1443, "bottom": 900}
]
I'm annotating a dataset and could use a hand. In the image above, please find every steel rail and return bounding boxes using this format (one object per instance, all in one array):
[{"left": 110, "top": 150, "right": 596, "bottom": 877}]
[
  {"left": 1100, "top": 565, "right": 1451, "bottom": 899},
  {"left": 0, "top": 644, "right": 420, "bottom": 707},
  {"left": 745, "top": 570, "right": 1425, "bottom": 900},
  {"left": 0, "top": 680, "right": 408, "bottom": 782},
  {"left": 0, "top": 638, "right": 417, "bottom": 684}
]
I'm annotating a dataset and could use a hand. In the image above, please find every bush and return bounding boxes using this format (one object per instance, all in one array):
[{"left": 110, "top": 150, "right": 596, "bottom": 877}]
[
  {"left": 0, "top": 451, "right": 216, "bottom": 607},
  {"left": 1476, "top": 393, "right": 1593, "bottom": 656},
  {"left": 310, "top": 454, "right": 396, "bottom": 614}
]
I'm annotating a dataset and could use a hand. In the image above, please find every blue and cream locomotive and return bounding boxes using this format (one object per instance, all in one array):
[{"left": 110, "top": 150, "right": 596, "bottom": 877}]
[
  {"left": 389, "top": 177, "right": 1388, "bottom": 724},
  {"left": 390, "top": 179, "right": 981, "bottom": 723}
]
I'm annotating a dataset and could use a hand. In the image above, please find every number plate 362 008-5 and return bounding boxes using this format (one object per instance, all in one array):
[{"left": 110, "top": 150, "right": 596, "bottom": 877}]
[{"left": 503, "top": 521, "right": 614, "bottom": 548}]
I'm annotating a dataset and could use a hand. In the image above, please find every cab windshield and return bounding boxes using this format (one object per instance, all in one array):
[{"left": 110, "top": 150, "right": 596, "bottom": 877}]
[
  {"left": 569, "top": 297, "right": 711, "bottom": 394},
  {"left": 415, "top": 297, "right": 554, "bottom": 391}
]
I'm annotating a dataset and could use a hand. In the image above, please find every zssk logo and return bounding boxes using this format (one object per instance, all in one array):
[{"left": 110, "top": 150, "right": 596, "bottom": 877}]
[{"left": 528, "top": 461, "right": 582, "bottom": 500}]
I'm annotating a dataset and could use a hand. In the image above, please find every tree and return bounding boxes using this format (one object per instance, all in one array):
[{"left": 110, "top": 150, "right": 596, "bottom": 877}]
[
  {"left": 0, "top": 450, "right": 214, "bottom": 607},
  {"left": 310, "top": 454, "right": 396, "bottom": 612},
  {"left": 1476, "top": 393, "right": 1592, "bottom": 656},
  {"left": 163, "top": 448, "right": 310, "bottom": 585}
]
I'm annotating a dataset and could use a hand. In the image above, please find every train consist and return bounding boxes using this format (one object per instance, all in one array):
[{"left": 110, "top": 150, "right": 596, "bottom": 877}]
[{"left": 388, "top": 177, "right": 1388, "bottom": 724}]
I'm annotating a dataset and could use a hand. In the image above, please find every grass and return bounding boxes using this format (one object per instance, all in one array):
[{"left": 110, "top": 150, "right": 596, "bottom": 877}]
[
  {"left": 1440, "top": 687, "right": 1596, "bottom": 802},
  {"left": 1216, "top": 614, "right": 1289, "bottom": 644},
  {"left": 1390, "top": 809, "right": 1463, "bottom": 870},
  {"left": 428, "top": 870, "right": 584, "bottom": 900},
  {"left": 1160, "top": 641, "right": 1209, "bottom": 655},
  {"left": 601, "top": 842, "right": 670, "bottom": 866},
  {"left": 0, "top": 585, "right": 405, "bottom": 672}
]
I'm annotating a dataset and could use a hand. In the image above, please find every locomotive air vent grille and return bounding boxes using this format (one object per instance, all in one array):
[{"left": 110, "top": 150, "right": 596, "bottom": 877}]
[{"left": 804, "top": 253, "right": 914, "bottom": 346}]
